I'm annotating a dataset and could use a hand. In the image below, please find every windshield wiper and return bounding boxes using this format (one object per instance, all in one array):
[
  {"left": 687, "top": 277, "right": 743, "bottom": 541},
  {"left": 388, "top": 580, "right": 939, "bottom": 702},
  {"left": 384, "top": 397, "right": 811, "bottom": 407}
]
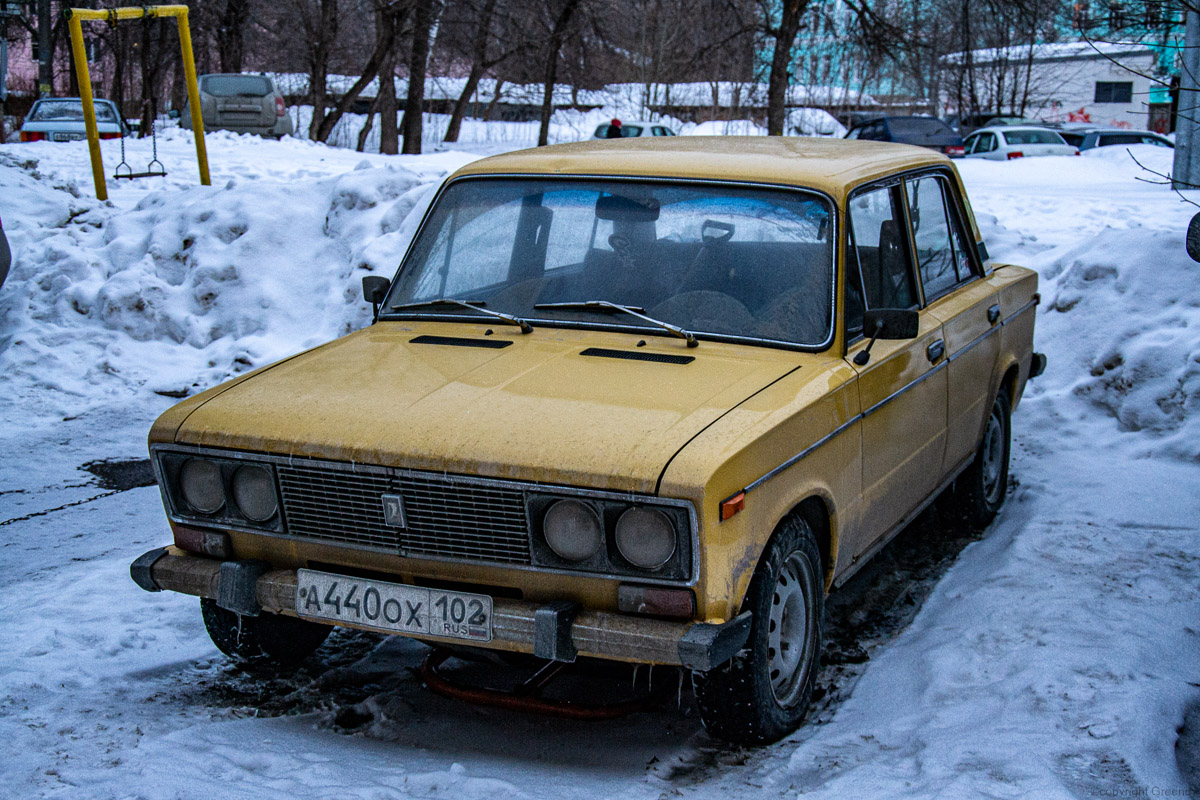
[
  {"left": 534, "top": 300, "right": 697, "bottom": 348},
  {"left": 390, "top": 299, "right": 533, "bottom": 334}
]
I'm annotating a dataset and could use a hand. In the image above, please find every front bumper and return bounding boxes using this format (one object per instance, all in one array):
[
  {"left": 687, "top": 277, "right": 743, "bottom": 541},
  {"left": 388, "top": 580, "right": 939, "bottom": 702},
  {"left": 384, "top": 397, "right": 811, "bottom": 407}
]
[{"left": 131, "top": 547, "right": 750, "bottom": 672}]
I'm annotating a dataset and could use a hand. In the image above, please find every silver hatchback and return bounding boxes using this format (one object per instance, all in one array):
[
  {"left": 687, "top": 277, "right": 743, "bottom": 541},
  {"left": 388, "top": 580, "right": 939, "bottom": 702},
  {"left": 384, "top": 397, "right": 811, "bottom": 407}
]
[{"left": 182, "top": 74, "right": 294, "bottom": 139}]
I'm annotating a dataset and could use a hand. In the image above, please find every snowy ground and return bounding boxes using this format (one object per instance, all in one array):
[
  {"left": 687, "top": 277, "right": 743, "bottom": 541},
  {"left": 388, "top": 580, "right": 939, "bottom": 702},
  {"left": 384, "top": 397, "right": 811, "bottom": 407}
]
[{"left": 1, "top": 132, "right": 1197, "bottom": 799}]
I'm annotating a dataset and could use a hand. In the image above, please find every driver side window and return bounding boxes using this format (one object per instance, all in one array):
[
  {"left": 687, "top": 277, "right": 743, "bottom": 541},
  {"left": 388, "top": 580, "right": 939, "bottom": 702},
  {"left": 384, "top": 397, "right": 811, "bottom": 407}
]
[{"left": 845, "top": 185, "right": 918, "bottom": 337}]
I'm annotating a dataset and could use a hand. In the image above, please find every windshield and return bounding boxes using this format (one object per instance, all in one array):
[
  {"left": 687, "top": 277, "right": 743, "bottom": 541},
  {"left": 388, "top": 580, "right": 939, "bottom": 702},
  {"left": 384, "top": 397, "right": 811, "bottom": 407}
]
[
  {"left": 29, "top": 99, "right": 118, "bottom": 123},
  {"left": 383, "top": 178, "right": 835, "bottom": 348},
  {"left": 201, "top": 75, "right": 272, "bottom": 97}
]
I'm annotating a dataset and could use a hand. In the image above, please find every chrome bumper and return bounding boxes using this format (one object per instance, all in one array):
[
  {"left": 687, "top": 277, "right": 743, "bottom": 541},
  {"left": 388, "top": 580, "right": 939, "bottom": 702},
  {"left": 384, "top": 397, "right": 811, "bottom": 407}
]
[{"left": 130, "top": 547, "right": 751, "bottom": 672}]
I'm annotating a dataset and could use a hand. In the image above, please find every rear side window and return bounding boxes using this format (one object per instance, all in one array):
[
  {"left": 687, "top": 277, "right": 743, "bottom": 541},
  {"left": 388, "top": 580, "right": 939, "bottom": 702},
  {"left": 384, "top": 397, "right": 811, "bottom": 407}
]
[
  {"left": 1098, "top": 133, "right": 1144, "bottom": 147},
  {"left": 1002, "top": 129, "right": 1066, "bottom": 145},
  {"left": 848, "top": 186, "right": 918, "bottom": 327},
  {"left": 202, "top": 75, "right": 272, "bottom": 97},
  {"left": 622, "top": 126, "right": 643, "bottom": 137},
  {"left": 886, "top": 118, "right": 953, "bottom": 137},
  {"left": 906, "top": 176, "right": 973, "bottom": 300}
]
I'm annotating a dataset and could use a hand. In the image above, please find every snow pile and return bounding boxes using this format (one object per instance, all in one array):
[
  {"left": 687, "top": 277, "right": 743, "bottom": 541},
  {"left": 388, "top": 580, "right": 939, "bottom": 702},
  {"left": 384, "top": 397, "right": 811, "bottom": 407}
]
[
  {"left": 961, "top": 144, "right": 1199, "bottom": 461},
  {"left": 0, "top": 137, "right": 475, "bottom": 423}
]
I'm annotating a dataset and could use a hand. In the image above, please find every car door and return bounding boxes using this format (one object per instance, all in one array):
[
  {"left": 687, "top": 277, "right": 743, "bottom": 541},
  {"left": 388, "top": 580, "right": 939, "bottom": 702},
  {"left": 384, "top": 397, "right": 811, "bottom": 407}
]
[
  {"left": 904, "top": 172, "right": 1001, "bottom": 475},
  {"left": 844, "top": 182, "right": 948, "bottom": 559}
]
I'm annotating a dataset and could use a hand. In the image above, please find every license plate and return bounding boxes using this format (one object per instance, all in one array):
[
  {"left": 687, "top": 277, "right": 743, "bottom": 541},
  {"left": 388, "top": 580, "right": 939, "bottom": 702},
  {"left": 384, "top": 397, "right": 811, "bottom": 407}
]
[
  {"left": 295, "top": 569, "right": 492, "bottom": 642},
  {"left": 53, "top": 132, "right": 84, "bottom": 142}
]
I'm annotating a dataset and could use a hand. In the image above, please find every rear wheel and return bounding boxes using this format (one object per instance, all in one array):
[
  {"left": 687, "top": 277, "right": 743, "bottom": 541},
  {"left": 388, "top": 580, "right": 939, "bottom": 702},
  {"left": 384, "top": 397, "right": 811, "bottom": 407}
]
[
  {"left": 950, "top": 389, "right": 1011, "bottom": 528},
  {"left": 692, "top": 514, "right": 823, "bottom": 745},
  {"left": 201, "top": 598, "right": 331, "bottom": 669}
]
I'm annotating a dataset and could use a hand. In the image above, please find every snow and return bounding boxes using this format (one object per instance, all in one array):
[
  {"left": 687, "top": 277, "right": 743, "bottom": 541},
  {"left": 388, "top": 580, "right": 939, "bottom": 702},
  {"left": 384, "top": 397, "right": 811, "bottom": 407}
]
[{"left": 1, "top": 130, "right": 1198, "bottom": 799}]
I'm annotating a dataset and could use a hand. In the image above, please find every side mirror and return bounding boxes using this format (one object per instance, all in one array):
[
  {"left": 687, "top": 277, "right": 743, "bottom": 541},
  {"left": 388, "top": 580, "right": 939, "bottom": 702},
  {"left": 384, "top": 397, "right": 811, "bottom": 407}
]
[
  {"left": 853, "top": 308, "right": 919, "bottom": 366},
  {"left": 362, "top": 276, "right": 390, "bottom": 321},
  {"left": 1187, "top": 212, "right": 1200, "bottom": 263}
]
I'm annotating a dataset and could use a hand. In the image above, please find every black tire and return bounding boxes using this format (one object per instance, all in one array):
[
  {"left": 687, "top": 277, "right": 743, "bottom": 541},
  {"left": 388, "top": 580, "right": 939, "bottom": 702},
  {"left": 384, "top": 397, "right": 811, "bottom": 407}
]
[
  {"left": 692, "top": 514, "right": 824, "bottom": 745},
  {"left": 950, "top": 389, "right": 1012, "bottom": 528},
  {"left": 201, "top": 598, "right": 331, "bottom": 668}
]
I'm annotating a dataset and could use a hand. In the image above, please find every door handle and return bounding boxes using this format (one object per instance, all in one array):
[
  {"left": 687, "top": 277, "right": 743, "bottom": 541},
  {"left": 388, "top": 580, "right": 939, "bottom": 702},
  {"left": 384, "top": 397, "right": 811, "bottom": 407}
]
[
  {"left": 927, "top": 339, "right": 945, "bottom": 363},
  {"left": 987, "top": 304, "right": 1001, "bottom": 325}
]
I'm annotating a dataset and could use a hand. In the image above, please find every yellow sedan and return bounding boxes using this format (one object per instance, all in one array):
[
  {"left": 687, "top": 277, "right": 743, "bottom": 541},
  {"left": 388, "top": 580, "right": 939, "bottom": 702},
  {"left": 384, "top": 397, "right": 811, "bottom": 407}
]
[{"left": 132, "top": 137, "right": 1043, "bottom": 744}]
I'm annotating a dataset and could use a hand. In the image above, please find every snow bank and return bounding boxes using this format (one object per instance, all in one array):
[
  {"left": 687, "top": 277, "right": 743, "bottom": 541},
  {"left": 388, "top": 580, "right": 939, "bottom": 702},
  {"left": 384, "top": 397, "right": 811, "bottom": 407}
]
[
  {"left": 961, "top": 145, "right": 1200, "bottom": 461},
  {"left": 0, "top": 137, "right": 475, "bottom": 424}
]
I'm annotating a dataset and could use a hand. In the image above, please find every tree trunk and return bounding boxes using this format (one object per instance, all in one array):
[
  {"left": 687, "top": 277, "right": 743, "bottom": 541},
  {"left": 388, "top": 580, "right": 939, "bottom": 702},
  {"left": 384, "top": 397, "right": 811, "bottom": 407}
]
[
  {"left": 537, "top": 0, "right": 583, "bottom": 147},
  {"left": 316, "top": 3, "right": 401, "bottom": 143},
  {"left": 308, "top": 0, "right": 340, "bottom": 140},
  {"left": 766, "top": 0, "right": 807, "bottom": 136},
  {"left": 401, "top": 0, "right": 438, "bottom": 155},
  {"left": 217, "top": 0, "right": 248, "bottom": 73},
  {"left": 444, "top": 0, "right": 497, "bottom": 143},
  {"left": 484, "top": 78, "right": 504, "bottom": 121},
  {"left": 357, "top": 93, "right": 380, "bottom": 152},
  {"left": 378, "top": 38, "right": 399, "bottom": 154}
]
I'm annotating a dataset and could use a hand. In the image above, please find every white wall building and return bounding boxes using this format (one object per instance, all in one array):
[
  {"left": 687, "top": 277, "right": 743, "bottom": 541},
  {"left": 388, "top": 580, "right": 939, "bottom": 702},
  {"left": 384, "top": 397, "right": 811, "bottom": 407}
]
[{"left": 942, "top": 42, "right": 1173, "bottom": 132}]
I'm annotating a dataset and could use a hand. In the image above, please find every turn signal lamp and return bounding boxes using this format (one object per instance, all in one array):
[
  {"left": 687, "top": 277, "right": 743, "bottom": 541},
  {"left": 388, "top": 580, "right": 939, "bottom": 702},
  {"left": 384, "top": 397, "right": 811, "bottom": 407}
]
[{"left": 720, "top": 492, "right": 745, "bottom": 521}]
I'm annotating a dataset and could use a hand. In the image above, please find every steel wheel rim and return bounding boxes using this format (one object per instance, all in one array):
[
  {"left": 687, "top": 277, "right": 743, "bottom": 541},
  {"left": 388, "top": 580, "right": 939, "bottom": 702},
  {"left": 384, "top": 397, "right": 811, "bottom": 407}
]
[
  {"left": 767, "top": 552, "right": 817, "bottom": 707},
  {"left": 981, "top": 404, "right": 1005, "bottom": 505}
]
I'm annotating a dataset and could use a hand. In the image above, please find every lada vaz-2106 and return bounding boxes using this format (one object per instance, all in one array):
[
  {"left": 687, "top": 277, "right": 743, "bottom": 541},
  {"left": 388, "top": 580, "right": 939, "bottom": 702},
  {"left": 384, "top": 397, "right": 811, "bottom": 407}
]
[{"left": 133, "top": 137, "right": 1043, "bottom": 744}]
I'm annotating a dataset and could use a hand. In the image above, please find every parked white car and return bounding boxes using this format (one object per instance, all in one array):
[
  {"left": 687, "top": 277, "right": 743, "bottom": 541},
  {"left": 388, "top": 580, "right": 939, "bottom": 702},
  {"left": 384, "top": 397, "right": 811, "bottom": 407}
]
[
  {"left": 19, "top": 97, "right": 128, "bottom": 143},
  {"left": 962, "top": 126, "right": 1078, "bottom": 160},
  {"left": 592, "top": 120, "right": 677, "bottom": 139}
]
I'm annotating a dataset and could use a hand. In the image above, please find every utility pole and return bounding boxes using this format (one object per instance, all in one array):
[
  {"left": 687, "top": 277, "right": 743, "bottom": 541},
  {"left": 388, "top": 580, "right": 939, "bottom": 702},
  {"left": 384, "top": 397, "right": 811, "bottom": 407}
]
[
  {"left": 37, "top": 0, "right": 52, "bottom": 98},
  {"left": 1173, "top": 7, "right": 1200, "bottom": 188}
]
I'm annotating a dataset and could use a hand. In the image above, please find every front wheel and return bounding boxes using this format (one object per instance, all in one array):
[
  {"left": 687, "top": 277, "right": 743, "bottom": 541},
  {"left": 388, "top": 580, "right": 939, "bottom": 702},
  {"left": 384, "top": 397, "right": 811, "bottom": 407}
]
[
  {"left": 950, "top": 389, "right": 1011, "bottom": 528},
  {"left": 692, "top": 514, "right": 824, "bottom": 745},
  {"left": 201, "top": 598, "right": 331, "bottom": 669}
]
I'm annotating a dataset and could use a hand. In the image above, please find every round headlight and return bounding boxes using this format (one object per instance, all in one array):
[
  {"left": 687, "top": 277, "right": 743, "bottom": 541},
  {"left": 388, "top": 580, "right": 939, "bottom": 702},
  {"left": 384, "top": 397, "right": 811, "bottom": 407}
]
[
  {"left": 180, "top": 458, "right": 224, "bottom": 515},
  {"left": 232, "top": 464, "right": 277, "bottom": 522},
  {"left": 543, "top": 500, "right": 602, "bottom": 562},
  {"left": 615, "top": 507, "right": 676, "bottom": 570}
]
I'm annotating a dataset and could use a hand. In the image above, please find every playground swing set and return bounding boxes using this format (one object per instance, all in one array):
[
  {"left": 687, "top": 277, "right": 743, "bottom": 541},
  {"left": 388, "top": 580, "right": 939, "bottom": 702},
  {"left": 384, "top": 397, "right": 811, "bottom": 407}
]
[{"left": 65, "top": 5, "right": 211, "bottom": 201}]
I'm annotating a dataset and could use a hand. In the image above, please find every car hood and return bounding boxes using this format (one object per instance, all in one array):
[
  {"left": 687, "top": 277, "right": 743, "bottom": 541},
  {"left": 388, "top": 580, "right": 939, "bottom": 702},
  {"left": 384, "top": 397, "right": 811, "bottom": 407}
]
[{"left": 169, "top": 321, "right": 804, "bottom": 494}]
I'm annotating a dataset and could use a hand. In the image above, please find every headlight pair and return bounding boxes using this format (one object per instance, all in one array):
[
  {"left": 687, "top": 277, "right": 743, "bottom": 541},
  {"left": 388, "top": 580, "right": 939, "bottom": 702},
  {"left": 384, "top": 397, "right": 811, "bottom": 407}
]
[
  {"left": 166, "top": 454, "right": 280, "bottom": 527},
  {"left": 534, "top": 496, "right": 690, "bottom": 579}
]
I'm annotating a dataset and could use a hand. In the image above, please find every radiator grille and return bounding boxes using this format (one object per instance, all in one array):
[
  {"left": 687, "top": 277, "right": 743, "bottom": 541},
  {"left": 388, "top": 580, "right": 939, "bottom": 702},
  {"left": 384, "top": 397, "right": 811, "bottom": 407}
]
[{"left": 277, "top": 463, "right": 531, "bottom": 565}]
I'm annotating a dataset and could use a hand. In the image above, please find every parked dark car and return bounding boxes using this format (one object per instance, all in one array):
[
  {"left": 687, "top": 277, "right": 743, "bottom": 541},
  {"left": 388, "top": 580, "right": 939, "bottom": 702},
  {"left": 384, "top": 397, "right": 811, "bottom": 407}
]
[
  {"left": 1048, "top": 125, "right": 1173, "bottom": 151},
  {"left": 0, "top": 216, "right": 10, "bottom": 291},
  {"left": 844, "top": 116, "right": 964, "bottom": 156}
]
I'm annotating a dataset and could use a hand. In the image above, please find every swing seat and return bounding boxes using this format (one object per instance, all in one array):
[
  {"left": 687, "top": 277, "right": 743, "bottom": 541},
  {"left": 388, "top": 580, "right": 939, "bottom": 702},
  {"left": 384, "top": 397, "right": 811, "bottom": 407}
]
[{"left": 114, "top": 160, "right": 168, "bottom": 180}]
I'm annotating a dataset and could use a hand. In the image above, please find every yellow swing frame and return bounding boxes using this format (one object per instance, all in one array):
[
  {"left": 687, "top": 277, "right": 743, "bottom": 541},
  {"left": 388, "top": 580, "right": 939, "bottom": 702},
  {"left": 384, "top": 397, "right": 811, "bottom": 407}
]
[{"left": 66, "top": 5, "right": 211, "bottom": 201}]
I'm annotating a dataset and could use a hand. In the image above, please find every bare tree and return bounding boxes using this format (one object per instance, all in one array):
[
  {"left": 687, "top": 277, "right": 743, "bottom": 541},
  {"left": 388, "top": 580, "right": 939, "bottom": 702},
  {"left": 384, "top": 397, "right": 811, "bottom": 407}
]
[
  {"left": 316, "top": 0, "right": 408, "bottom": 143},
  {"left": 537, "top": 0, "right": 584, "bottom": 146},
  {"left": 401, "top": 0, "right": 440, "bottom": 154},
  {"left": 760, "top": 0, "right": 809, "bottom": 135}
]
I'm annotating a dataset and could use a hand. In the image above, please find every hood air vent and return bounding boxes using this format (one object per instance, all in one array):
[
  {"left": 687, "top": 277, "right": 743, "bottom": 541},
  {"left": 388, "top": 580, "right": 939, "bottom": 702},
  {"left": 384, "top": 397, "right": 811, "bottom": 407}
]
[
  {"left": 410, "top": 335, "right": 512, "bottom": 349},
  {"left": 580, "top": 347, "right": 694, "bottom": 365}
]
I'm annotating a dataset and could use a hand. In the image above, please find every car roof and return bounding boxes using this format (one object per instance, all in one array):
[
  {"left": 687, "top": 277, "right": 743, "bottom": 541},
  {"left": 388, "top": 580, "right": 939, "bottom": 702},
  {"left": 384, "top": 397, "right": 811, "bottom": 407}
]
[
  {"left": 600, "top": 120, "right": 660, "bottom": 126},
  {"left": 969, "top": 125, "right": 1061, "bottom": 135},
  {"left": 452, "top": 137, "right": 950, "bottom": 198}
]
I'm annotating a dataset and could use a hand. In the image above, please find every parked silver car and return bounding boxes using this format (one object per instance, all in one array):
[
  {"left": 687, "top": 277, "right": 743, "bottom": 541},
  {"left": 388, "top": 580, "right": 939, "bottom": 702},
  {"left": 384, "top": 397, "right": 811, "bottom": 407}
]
[
  {"left": 182, "top": 74, "right": 294, "bottom": 139},
  {"left": 962, "top": 126, "right": 1079, "bottom": 160},
  {"left": 18, "top": 97, "right": 128, "bottom": 143},
  {"left": 592, "top": 119, "right": 677, "bottom": 139}
]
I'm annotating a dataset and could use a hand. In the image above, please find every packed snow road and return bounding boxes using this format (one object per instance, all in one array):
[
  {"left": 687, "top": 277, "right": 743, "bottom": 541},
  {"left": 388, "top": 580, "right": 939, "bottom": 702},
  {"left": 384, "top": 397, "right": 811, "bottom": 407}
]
[{"left": 0, "top": 133, "right": 1197, "bottom": 799}]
